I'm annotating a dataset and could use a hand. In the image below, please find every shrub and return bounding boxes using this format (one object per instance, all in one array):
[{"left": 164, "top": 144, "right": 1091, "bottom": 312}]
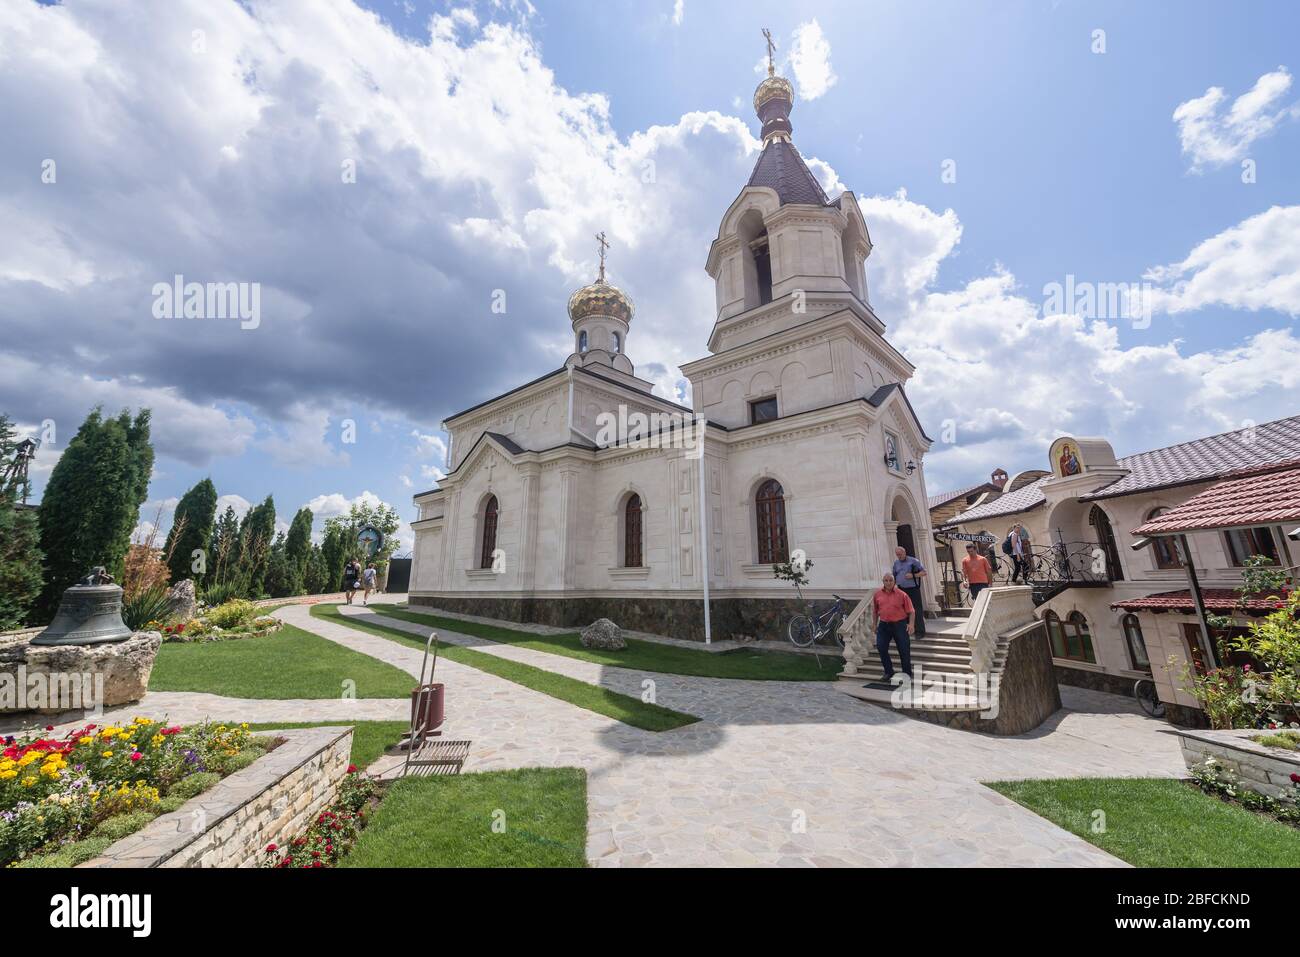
[
  {"left": 122, "top": 584, "right": 174, "bottom": 632},
  {"left": 206, "top": 599, "right": 258, "bottom": 629},
  {"left": 261, "top": 768, "right": 377, "bottom": 868},
  {"left": 92, "top": 809, "right": 156, "bottom": 842},
  {"left": 199, "top": 580, "right": 240, "bottom": 607},
  {"left": 167, "top": 771, "right": 220, "bottom": 801}
]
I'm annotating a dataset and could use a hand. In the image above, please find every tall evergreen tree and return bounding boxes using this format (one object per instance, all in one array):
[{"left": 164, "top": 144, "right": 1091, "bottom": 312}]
[
  {"left": 240, "top": 495, "right": 276, "bottom": 597},
  {"left": 210, "top": 504, "right": 241, "bottom": 585},
  {"left": 284, "top": 506, "right": 314, "bottom": 590},
  {"left": 0, "top": 415, "right": 44, "bottom": 629},
  {"left": 36, "top": 407, "right": 153, "bottom": 618},
  {"left": 164, "top": 478, "right": 217, "bottom": 585}
]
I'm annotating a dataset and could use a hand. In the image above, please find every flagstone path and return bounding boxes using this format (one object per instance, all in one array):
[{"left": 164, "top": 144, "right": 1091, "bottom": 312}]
[{"left": 284, "top": 603, "right": 1187, "bottom": 867}]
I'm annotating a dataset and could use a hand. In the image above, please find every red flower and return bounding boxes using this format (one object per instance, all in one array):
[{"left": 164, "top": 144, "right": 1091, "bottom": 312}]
[
  {"left": 160, "top": 726, "right": 181, "bottom": 735},
  {"left": 1291, "top": 773, "right": 1300, "bottom": 784},
  {"left": 346, "top": 764, "right": 358, "bottom": 774},
  {"left": 130, "top": 752, "right": 142, "bottom": 762},
  {"left": 265, "top": 843, "right": 278, "bottom": 852},
  {"left": 45, "top": 725, "right": 54, "bottom": 731}
]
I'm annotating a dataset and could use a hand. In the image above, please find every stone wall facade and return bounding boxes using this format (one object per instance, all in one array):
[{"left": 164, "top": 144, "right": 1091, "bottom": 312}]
[
  {"left": 411, "top": 593, "right": 817, "bottom": 643},
  {"left": 1177, "top": 728, "right": 1300, "bottom": 801},
  {"left": 79, "top": 726, "right": 352, "bottom": 869}
]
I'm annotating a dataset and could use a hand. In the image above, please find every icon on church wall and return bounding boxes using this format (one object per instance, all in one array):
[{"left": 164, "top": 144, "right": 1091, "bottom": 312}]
[{"left": 1058, "top": 443, "right": 1082, "bottom": 476}]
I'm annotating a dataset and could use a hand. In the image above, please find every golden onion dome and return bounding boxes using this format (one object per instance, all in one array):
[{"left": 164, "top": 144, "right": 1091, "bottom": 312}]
[
  {"left": 753, "top": 73, "right": 794, "bottom": 112},
  {"left": 568, "top": 278, "right": 634, "bottom": 325}
]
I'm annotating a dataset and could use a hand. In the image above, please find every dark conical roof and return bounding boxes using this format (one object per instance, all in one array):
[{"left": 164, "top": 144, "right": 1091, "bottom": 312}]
[{"left": 746, "top": 139, "right": 831, "bottom": 207}]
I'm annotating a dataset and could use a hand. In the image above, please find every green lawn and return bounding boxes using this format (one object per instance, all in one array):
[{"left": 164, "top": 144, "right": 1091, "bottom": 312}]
[
  {"left": 148, "top": 623, "right": 416, "bottom": 699},
  {"left": 243, "top": 720, "right": 409, "bottom": 769},
  {"left": 988, "top": 777, "right": 1300, "bottom": 867},
  {"left": 341, "top": 768, "right": 588, "bottom": 867},
  {"left": 313, "top": 605, "right": 698, "bottom": 732},
  {"left": 370, "top": 603, "right": 838, "bottom": 681}
]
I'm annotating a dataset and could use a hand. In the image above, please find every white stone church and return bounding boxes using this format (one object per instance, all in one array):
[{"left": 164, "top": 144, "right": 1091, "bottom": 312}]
[{"left": 410, "top": 61, "right": 937, "bottom": 640}]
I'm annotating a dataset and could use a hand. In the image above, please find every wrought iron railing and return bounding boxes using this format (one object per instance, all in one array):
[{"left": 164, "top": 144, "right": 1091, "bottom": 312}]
[{"left": 938, "top": 541, "right": 1113, "bottom": 608}]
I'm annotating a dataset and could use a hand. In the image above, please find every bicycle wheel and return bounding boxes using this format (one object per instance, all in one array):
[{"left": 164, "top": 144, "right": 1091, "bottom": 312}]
[
  {"left": 788, "top": 615, "right": 817, "bottom": 648},
  {"left": 832, "top": 614, "right": 846, "bottom": 648},
  {"left": 1134, "top": 679, "right": 1165, "bottom": 718}
]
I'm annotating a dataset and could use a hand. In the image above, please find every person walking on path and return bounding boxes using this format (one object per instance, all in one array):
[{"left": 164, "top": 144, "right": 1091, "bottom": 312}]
[
  {"left": 362, "top": 563, "right": 378, "bottom": 605},
  {"left": 343, "top": 559, "right": 361, "bottom": 605},
  {"left": 891, "top": 545, "right": 928, "bottom": 637},
  {"left": 1007, "top": 523, "right": 1032, "bottom": 584},
  {"left": 962, "top": 543, "right": 992, "bottom": 604},
  {"left": 869, "top": 573, "right": 914, "bottom": 685}
]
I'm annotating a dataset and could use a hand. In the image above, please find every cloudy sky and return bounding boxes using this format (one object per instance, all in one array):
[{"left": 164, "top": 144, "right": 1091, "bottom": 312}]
[{"left": 3, "top": 0, "right": 1299, "bottom": 551}]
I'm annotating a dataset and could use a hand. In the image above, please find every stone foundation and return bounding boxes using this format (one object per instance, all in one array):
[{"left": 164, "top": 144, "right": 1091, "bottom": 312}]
[
  {"left": 411, "top": 593, "right": 813, "bottom": 642},
  {"left": 895, "top": 622, "right": 1061, "bottom": 735},
  {"left": 1053, "top": 663, "right": 1137, "bottom": 698},
  {"left": 79, "top": 726, "right": 353, "bottom": 868},
  {"left": 1177, "top": 728, "right": 1300, "bottom": 801},
  {"left": 0, "top": 631, "right": 161, "bottom": 714}
]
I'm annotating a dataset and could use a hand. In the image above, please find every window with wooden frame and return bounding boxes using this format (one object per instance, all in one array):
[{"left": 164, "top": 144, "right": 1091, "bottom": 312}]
[
  {"left": 1145, "top": 509, "right": 1183, "bottom": 569},
  {"left": 624, "top": 494, "right": 643, "bottom": 568},
  {"left": 755, "top": 479, "right": 789, "bottom": 565},
  {"left": 1223, "top": 526, "right": 1279, "bottom": 567},
  {"left": 479, "top": 495, "right": 498, "bottom": 569},
  {"left": 1045, "top": 610, "right": 1096, "bottom": 663}
]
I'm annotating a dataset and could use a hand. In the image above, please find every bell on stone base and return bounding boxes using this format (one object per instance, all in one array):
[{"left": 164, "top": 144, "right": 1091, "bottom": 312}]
[{"left": 32, "top": 567, "right": 133, "bottom": 646}]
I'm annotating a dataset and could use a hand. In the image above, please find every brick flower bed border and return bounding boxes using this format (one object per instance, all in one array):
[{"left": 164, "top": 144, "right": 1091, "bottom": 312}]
[
  {"left": 1177, "top": 727, "right": 1300, "bottom": 801},
  {"left": 78, "top": 726, "right": 353, "bottom": 868}
]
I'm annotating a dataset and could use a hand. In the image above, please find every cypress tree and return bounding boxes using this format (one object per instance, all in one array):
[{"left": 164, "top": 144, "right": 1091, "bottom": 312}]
[
  {"left": 36, "top": 407, "right": 153, "bottom": 618},
  {"left": 164, "top": 478, "right": 218, "bottom": 585},
  {"left": 240, "top": 495, "right": 276, "bottom": 597},
  {"left": 284, "top": 506, "right": 314, "bottom": 592}
]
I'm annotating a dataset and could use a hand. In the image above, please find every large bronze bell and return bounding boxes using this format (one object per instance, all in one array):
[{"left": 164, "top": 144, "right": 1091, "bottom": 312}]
[{"left": 32, "top": 567, "right": 133, "bottom": 646}]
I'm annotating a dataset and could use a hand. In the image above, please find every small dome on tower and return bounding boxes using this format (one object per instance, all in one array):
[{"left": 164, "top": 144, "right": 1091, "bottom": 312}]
[
  {"left": 753, "top": 74, "right": 794, "bottom": 112},
  {"left": 754, "top": 28, "right": 794, "bottom": 143},
  {"left": 568, "top": 279, "right": 634, "bottom": 325}
]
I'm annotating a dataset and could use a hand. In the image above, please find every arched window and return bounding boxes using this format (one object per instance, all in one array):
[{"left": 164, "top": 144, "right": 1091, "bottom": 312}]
[
  {"left": 578, "top": 330, "right": 588, "bottom": 353},
  {"left": 1122, "top": 613, "right": 1150, "bottom": 670},
  {"left": 1146, "top": 509, "right": 1182, "bottom": 569},
  {"left": 611, "top": 331, "right": 621, "bottom": 354},
  {"left": 479, "top": 495, "right": 498, "bottom": 569},
  {"left": 755, "top": 479, "right": 789, "bottom": 564},
  {"left": 1044, "top": 610, "right": 1096, "bottom": 663},
  {"left": 1088, "top": 504, "right": 1124, "bottom": 581},
  {"left": 624, "top": 494, "right": 642, "bottom": 567}
]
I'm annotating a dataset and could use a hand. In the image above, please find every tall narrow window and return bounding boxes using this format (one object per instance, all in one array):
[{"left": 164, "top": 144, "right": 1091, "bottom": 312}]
[
  {"left": 578, "top": 330, "right": 588, "bottom": 353},
  {"left": 479, "top": 495, "right": 498, "bottom": 569},
  {"left": 624, "top": 494, "right": 643, "bottom": 567},
  {"left": 611, "top": 331, "right": 621, "bottom": 354},
  {"left": 1146, "top": 509, "right": 1182, "bottom": 569},
  {"left": 1088, "top": 504, "right": 1124, "bottom": 581},
  {"left": 1122, "top": 613, "right": 1150, "bottom": 670},
  {"left": 755, "top": 479, "right": 789, "bottom": 564}
]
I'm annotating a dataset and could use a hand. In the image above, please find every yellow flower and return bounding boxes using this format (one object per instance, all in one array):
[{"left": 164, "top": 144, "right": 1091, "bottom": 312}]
[
  {"left": 18, "top": 752, "right": 39, "bottom": 768},
  {"left": 0, "top": 770, "right": 17, "bottom": 780},
  {"left": 79, "top": 736, "right": 93, "bottom": 745},
  {"left": 102, "top": 751, "right": 114, "bottom": 759},
  {"left": 21, "top": 776, "right": 36, "bottom": 787},
  {"left": 151, "top": 734, "right": 164, "bottom": 747}
]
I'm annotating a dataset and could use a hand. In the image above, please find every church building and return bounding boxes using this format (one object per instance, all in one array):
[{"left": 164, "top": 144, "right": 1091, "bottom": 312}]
[{"left": 409, "top": 56, "right": 936, "bottom": 641}]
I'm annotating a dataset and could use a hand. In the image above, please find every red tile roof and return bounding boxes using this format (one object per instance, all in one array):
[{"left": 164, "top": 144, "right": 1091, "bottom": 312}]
[
  {"left": 1132, "top": 458, "right": 1300, "bottom": 535},
  {"left": 1111, "top": 588, "right": 1288, "bottom": 613}
]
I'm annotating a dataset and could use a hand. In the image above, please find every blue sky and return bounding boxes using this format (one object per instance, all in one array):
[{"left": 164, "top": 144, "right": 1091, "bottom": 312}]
[{"left": 4, "top": 0, "right": 1299, "bottom": 550}]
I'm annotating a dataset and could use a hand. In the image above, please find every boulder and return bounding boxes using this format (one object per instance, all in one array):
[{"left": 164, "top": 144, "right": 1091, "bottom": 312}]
[
  {"left": 167, "top": 579, "right": 197, "bottom": 623},
  {"left": 580, "top": 618, "right": 626, "bottom": 651},
  {"left": 0, "top": 631, "right": 162, "bottom": 714}
]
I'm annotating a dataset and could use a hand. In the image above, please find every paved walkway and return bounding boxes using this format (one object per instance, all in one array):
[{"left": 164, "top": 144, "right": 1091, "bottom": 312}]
[{"left": 280, "top": 603, "right": 1186, "bottom": 867}]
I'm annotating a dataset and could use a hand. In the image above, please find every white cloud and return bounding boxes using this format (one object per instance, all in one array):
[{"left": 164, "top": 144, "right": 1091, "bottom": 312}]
[
  {"left": 258, "top": 406, "right": 351, "bottom": 469},
  {"left": 410, "top": 429, "right": 449, "bottom": 462},
  {"left": 672, "top": 1, "right": 684, "bottom": 27},
  {"left": 216, "top": 494, "right": 253, "bottom": 519},
  {"left": 788, "top": 20, "right": 837, "bottom": 101},
  {"left": 1173, "top": 66, "right": 1300, "bottom": 171},
  {"left": 1144, "top": 204, "right": 1300, "bottom": 318}
]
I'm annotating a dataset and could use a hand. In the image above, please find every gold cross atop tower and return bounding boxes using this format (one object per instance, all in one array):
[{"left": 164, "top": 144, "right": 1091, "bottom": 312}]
[
  {"left": 762, "top": 27, "right": 776, "bottom": 76},
  {"left": 595, "top": 230, "right": 610, "bottom": 282}
]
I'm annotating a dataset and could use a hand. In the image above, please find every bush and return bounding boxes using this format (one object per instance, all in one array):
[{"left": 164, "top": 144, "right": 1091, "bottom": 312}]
[
  {"left": 199, "top": 581, "right": 240, "bottom": 607},
  {"left": 91, "top": 810, "right": 156, "bottom": 842},
  {"left": 167, "top": 771, "right": 220, "bottom": 801},
  {"left": 122, "top": 584, "right": 174, "bottom": 631},
  {"left": 206, "top": 599, "right": 258, "bottom": 629}
]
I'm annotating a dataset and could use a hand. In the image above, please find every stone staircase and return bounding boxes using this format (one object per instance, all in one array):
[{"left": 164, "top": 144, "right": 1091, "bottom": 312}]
[{"left": 841, "top": 615, "right": 1005, "bottom": 686}]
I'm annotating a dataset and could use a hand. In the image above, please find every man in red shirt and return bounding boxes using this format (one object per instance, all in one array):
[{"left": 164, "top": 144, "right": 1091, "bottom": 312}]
[
  {"left": 961, "top": 543, "right": 993, "bottom": 603},
  {"left": 871, "top": 573, "right": 914, "bottom": 683}
]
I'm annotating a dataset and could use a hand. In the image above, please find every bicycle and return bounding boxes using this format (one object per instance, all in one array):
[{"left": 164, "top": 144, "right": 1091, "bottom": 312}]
[
  {"left": 1133, "top": 676, "right": 1166, "bottom": 718},
  {"left": 787, "top": 594, "right": 850, "bottom": 648}
]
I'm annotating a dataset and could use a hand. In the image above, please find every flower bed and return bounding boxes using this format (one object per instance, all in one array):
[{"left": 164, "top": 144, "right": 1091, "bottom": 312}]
[
  {"left": 0, "top": 718, "right": 276, "bottom": 867},
  {"left": 261, "top": 764, "right": 377, "bottom": 868},
  {"left": 148, "top": 598, "right": 284, "bottom": 643},
  {"left": 1190, "top": 756, "right": 1300, "bottom": 828}
]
